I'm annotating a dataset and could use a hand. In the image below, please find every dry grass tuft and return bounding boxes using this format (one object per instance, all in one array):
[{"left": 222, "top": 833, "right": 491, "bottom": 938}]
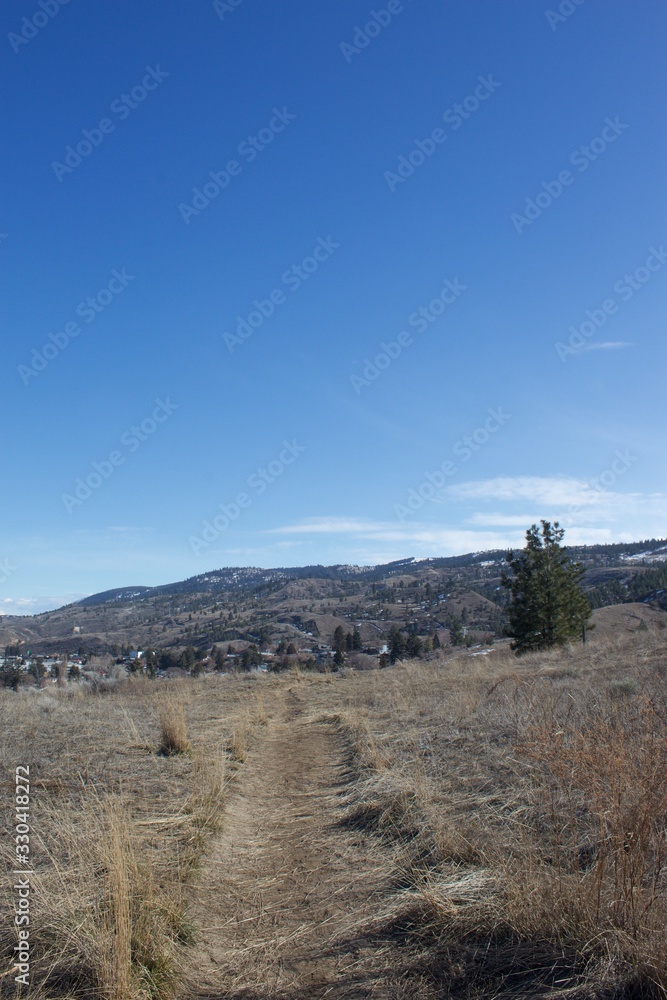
[
  {"left": 254, "top": 693, "right": 268, "bottom": 726},
  {"left": 94, "top": 797, "right": 182, "bottom": 999},
  {"left": 1, "top": 794, "right": 184, "bottom": 1000},
  {"left": 97, "top": 798, "right": 134, "bottom": 998},
  {"left": 338, "top": 712, "right": 392, "bottom": 772},
  {"left": 158, "top": 696, "right": 190, "bottom": 756},
  {"left": 185, "top": 749, "right": 227, "bottom": 849},
  {"left": 227, "top": 723, "right": 248, "bottom": 763}
]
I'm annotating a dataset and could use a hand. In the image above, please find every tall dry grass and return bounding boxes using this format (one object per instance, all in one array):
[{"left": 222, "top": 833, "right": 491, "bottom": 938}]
[
  {"left": 0, "top": 671, "right": 266, "bottom": 999},
  {"left": 2, "top": 630, "right": 664, "bottom": 997},
  {"left": 318, "top": 626, "right": 667, "bottom": 997},
  {"left": 519, "top": 693, "right": 667, "bottom": 981},
  {"left": 158, "top": 694, "right": 190, "bottom": 756},
  {"left": 1, "top": 791, "right": 185, "bottom": 1000},
  {"left": 227, "top": 722, "right": 248, "bottom": 763},
  {"left": 94, "top": 796, "right": 183, "bottom": 999}
]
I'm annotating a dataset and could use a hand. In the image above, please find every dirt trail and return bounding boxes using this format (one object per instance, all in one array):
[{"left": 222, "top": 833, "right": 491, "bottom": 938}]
[{"left": 181, "top": 692, "right": 399, "bottom": 999}]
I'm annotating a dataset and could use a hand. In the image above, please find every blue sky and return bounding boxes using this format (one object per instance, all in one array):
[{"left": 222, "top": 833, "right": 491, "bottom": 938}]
[{"left": 2, "top": 0, "right": 666, "bottom": 614}]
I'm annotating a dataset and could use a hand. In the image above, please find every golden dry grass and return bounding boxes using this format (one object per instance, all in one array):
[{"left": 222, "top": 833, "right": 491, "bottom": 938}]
[
  {"left": 315, "top": 626, "right": 667, "bottom": 997},
  {"left": 1, "top": 624, "right": 665, "bottom": 998},
  {"left": 0, "top": 673, "right": 265, "bottom": 999},
  {"left": 158, "top": 694, "right": 191, "bottom": 756},
  {"left": 227, "top": 723, "right": 248, "bottom": 763}
]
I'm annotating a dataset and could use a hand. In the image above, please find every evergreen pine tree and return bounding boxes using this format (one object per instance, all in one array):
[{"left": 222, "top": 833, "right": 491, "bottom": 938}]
[
  {"left": 333, "top": 625, "right": 345, "bottom": 653},
  {"left": 448, "top": 616, "right": 464, "bottom": 646},
  {"left": 502, "top": 521, "right": 592, "bottom": 654},
  {"left": 405, "top": 633, "right": 422, "bottom": 658},
  {"left": 388, "top": 625, "right": 406, "bottom": 663},
  {"left": 180, "top": 646, "right": 197, "bottom": 672}
]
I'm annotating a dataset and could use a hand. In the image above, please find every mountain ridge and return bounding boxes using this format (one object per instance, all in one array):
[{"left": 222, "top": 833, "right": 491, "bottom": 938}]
[{"left": 2, "top": 538, "right": 666, "bottom": 656}]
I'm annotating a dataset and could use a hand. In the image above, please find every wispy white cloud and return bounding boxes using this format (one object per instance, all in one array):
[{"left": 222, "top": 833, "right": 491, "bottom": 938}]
[
  {"left": 268, "top": 518, "right": 383, "bottom": 536},
  {"left": 264, "top": 477, "right": 667, "bottom": 563},
  {"left": 0, "top": 594, "right": 88, "bottom": 617},
  {"left": 446, "top": 478, "right": 667, "bottom": 544},
  {"left": 578, "top": 341, "right": 634, "bottom": 352},
  {"left": 266, "top": 517, "right": 522, "bottom": 553},
  {"left": 467, "top": 513, "right": 546, "bottom": 527},
  {"left": 445, "top": 476, "right": 602, "bottom": 506}
]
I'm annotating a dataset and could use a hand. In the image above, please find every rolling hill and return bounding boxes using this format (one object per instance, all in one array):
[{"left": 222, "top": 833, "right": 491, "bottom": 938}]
[{"left": 1, "top": 539, "right": 666, "bottom": 657}]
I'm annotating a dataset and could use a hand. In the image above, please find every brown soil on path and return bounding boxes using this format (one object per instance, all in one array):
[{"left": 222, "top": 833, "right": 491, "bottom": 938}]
[{"left": 180, "top": 691, "right": 408, "bottom": 999}]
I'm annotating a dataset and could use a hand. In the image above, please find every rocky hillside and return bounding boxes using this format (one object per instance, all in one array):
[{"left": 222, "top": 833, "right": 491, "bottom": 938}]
[{"left": 1, "top": 540, "right": 666, "bottom": 656}]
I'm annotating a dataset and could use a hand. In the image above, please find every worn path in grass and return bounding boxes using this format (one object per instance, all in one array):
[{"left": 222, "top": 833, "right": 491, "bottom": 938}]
[{"left": 181, "top": 690, "right": 406, "bottom": 999}]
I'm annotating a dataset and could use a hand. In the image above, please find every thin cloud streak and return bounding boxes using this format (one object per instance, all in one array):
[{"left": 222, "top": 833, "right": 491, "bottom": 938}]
[{"left": 578, "top": 341, "right": 634, "bottom": 352}]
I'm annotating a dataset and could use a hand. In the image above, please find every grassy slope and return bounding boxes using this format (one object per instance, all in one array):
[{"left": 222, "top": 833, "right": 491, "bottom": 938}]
[
  {"left": 323, "top": 619, "right": 667, "bottom": 997},
  {"left": 1, "top": 616, "right": 666, "bottom": 998}
]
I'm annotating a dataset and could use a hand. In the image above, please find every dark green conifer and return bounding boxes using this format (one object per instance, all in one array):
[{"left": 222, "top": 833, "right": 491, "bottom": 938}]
[{"left": 502, "top": 521, "right": 591, "bottom": 654}]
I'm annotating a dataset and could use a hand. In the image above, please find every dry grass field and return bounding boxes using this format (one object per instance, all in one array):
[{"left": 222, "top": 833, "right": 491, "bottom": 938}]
[
  {"left": 326, "top": 619, "right": 667, "bottom": 998},
  {"left": 0, "top": 675, "right": 258, "bottom": 999},
  {"left": 2, "top": 612, "right": 666, "bottom": 998}
]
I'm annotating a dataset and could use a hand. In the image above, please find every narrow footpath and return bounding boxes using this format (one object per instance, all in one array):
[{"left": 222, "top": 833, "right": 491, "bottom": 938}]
[{"left": 181, "top": 693, "right": 406, "bottom": 999}]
